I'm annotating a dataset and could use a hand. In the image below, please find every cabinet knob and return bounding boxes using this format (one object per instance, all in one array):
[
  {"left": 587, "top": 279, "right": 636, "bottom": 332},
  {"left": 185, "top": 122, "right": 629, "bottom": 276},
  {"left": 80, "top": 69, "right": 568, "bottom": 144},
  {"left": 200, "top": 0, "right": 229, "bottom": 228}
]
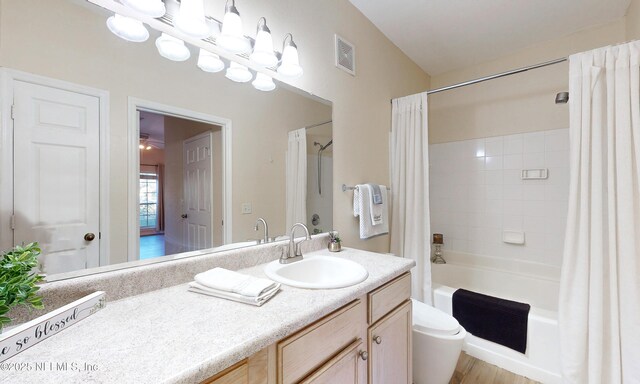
[
  {"left": 373, "top": 335, "right": 382, "bottom": 344},
  {"left": 359, "top": 350, "right": 368, "bottom": 361}
]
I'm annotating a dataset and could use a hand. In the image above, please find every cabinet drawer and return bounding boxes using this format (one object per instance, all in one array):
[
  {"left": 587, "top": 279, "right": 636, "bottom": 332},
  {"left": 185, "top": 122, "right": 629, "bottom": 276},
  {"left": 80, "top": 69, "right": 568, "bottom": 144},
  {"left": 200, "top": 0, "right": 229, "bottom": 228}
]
[
  {"left": 277, "top": 299, "right": 364, "bottom": 384},
  {"left": 201, "top": 360, "right": 248, "bottom": 384},
  {"left": 367, "top": 273, "right": 411, "bottom": 325}
]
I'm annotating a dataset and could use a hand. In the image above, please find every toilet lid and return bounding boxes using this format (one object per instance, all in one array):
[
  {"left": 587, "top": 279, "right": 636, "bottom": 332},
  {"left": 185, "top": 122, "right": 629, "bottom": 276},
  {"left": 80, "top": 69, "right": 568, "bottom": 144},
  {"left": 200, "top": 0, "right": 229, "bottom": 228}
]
[{"left": 411, "top": 299, "right": 461, "bottom": 336}]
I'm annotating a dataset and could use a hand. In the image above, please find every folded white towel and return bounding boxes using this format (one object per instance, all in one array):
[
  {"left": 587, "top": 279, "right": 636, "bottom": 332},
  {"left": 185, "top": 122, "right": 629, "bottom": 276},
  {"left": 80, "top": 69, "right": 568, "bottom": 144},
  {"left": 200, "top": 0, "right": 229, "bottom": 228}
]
[
  {"left": 353, "top": 184, "right": 389, "bottom": 239},
  {"left": 188, "top": 281, "right": 281, "bottom": 306},
  {"left": 194, "top": 268, "right": 278, "bottom": 297}
]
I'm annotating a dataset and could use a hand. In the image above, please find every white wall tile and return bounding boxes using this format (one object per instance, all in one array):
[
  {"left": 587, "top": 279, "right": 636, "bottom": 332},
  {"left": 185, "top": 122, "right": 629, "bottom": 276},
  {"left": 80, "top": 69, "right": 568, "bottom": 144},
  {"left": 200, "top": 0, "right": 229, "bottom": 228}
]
[
  {"left": 503, "top": 214, "right": 524, "bottom": 230},
  {"left": 429, "top": 128, "right": 570, "bottom": 268},
  {"left": 545, "top": 150, "right": 569, "bottom": 168},
  {"left": 523, "top": 132, "right": 545, "bottom": 153},
  {"left": 485, "top": 170, "right": 503, "bottom": 185},
  {"left": 485, "top": 156, "right": 503, "bottom": 170},
  {"left": 523, "top": 184, "right": 546, "bottom": 201},
  {"left": 503, "top": 170, "right": 523, "bottom": 185},
  {"left": 545, "top": 130, "right": 570, "bottom": 152},
  {"left": 523, "top": 152, "right": 545, "bottom": 168},
  {"left": 503, "top": 154, "right": 523, "bottom": 170},
  {"left": 504, "top": 134, "right": 524, "bottom": 155},
  {"left": 503, "top": 199, "right": 523, "bottom": 215},
  {"left": 485, "top": 137, "right": 504, "bottom": 156},
  {"left": 503, "top": 184, "right": 523, "bottom": 200}
]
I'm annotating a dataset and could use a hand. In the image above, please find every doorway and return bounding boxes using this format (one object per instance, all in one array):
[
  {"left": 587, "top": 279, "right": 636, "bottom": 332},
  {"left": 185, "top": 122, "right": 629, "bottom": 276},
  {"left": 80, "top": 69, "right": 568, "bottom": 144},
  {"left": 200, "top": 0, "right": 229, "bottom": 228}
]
[
  {"left": 0, "top": 69, "right": 109, "bottom": 275},
  {"left": 129, "top": 99, "right": 231, "bottom": 261}
]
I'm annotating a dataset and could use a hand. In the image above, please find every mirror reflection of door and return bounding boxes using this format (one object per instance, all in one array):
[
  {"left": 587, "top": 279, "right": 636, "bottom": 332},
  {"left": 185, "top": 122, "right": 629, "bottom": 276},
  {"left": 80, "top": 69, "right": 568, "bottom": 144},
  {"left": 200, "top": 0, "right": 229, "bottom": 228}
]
[
  {"left": 10, "top": 77, "right": 103, "bottom": 275},
  {"left": 138, "top": 111, "right": 222, "bottom": 259}
]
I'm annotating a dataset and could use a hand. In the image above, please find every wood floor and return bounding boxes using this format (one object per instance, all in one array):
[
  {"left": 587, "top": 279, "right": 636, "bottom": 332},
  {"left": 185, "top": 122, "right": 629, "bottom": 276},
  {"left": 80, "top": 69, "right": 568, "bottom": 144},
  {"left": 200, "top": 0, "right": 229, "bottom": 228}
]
[{"left": 449, "top": 353, "right": 540, "bottom": 384}]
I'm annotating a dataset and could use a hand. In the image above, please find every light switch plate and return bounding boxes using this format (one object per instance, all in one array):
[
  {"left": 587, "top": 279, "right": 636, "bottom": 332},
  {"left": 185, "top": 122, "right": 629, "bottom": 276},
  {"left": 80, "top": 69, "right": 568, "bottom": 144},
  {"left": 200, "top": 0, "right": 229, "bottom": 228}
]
[{"left": 241, "top": 203, "right": 252, "bottom": 214}]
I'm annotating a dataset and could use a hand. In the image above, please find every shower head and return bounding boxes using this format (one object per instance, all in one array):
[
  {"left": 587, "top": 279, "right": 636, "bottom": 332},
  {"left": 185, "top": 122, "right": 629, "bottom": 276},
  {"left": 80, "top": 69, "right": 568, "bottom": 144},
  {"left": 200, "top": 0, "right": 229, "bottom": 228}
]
[{"left": 555, "top": 92, "right": 569, "bottom": 104}]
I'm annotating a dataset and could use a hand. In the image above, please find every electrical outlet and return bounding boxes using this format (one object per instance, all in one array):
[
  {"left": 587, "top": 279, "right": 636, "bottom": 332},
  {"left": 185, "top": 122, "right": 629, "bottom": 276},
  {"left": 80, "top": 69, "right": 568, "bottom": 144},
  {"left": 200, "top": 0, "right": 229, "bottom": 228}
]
[{"left": 241, "top": 203, "right": 252, "bottom": 214}]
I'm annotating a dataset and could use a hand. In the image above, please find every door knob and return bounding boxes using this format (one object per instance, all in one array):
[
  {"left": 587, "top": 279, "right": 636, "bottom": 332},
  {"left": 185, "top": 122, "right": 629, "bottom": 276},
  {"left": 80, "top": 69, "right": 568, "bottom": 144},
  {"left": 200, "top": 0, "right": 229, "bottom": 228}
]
[
  {"left": 373, "top": 335, "right": 382, "bottom": 344},
  {"left": 84, "top": 233, "right": 96, "bottom": 241},
  {"left": 181, "top": 214, "right": 188, "bottom": 219},
  {"left": 359, "top": 350, "right": 368, "bottom": 361}
]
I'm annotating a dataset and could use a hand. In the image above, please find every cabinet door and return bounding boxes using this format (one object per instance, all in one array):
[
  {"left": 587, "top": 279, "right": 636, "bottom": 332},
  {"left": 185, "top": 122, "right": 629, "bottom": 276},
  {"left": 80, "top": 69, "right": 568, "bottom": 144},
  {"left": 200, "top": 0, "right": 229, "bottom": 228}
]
[
  {"left": 368, "top": 300, "right": 412, "bottom": 384},
  {"left": 299, "top": 339, "right": 367, "bottom": 384}
]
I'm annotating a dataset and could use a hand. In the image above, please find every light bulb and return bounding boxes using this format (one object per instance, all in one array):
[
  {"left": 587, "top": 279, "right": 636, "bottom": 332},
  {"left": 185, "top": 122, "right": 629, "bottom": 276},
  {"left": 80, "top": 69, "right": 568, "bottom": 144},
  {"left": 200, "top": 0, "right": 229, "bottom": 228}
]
[
  {"left": 278, "top": 43, "right": 303, "bottom": 78},
  {"left": 250, "top": 20, "right": 277, "bottom": 67},
  {"left": 252, "top": 73, "right": 276, "bottom": 92},
  {"left": 120, "top": 0, "right": 166, "bottom": 18},
  {"left": 174, "top": 0, "right": 212, "bottom": 39},
  {"left": 155, "top": 33, "right": 191, "bottom": 62},
  {"left": 106, "top": 14, "right": 149, "bottom": 43},
  {"left": 197, "top": 49, "right": 225, "bottom": 73},
  {"left": 218, "top": 2, "right": 251, "bottom": 54},
  {"left": 139, "top": 144, "right": 145, "bottom": 149},
  {"left": 225, "top": 62, "right": 253, "bottom": 83}
]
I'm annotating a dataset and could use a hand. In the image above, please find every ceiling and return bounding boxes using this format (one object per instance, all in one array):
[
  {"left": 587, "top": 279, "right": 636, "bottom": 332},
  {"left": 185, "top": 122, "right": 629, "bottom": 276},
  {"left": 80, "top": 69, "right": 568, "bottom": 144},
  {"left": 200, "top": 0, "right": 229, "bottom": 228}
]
[
  {"left": 140, "top": 111, "right": 165, "bottom": 148},
  {"left": 349, "top": 0, "right": 631, "bottom": 76}
]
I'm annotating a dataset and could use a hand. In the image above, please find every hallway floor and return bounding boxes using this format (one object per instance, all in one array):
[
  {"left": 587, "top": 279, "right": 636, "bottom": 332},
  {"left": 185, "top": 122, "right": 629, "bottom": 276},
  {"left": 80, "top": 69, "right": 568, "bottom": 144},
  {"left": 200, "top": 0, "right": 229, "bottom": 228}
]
[
  {"left": 450, "top": 353, "right": 540, "bottom": 384},
  {"left": 140, "top": 234, "right": 165, "bottom": 260}
]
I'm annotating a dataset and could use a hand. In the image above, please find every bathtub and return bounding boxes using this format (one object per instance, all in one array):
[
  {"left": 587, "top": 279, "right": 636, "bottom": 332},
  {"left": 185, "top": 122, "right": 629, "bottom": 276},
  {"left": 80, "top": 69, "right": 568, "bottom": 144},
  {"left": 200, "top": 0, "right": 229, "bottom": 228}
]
[{"left": 431, "top": 252, "right": 562, "bottom": 384}]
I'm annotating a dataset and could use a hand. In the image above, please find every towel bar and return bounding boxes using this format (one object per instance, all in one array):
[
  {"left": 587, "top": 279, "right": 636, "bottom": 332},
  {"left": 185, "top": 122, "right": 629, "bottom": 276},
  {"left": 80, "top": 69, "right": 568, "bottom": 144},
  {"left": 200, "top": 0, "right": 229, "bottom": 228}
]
[{"left": 342, "top": 184, "right": 391, "bottom": 192}]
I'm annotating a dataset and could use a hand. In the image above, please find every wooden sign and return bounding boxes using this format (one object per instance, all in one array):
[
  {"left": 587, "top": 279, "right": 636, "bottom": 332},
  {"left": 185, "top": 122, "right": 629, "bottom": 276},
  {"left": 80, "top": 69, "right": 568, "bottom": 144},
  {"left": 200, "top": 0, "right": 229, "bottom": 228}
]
[{"left": 0, "top": 291, "right": 106, "bottom": 362}]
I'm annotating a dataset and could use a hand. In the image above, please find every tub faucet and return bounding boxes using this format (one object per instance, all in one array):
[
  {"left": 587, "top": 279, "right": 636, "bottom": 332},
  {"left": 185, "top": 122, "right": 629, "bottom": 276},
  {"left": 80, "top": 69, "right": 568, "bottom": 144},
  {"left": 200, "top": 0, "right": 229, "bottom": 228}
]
[
  {"left": 281, "top": 223, "right": 311, "bottom": 264},
  {"left": 254, "top": 218, "right": 269, "bottom": 243}
]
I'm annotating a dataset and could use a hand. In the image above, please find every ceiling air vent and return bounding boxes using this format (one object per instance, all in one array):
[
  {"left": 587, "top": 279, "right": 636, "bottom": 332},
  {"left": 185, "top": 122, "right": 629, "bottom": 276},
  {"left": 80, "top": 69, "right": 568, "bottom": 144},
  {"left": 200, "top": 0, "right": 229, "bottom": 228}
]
[{"left": 335, "top": 34, "right": 355, "bottom": 76}]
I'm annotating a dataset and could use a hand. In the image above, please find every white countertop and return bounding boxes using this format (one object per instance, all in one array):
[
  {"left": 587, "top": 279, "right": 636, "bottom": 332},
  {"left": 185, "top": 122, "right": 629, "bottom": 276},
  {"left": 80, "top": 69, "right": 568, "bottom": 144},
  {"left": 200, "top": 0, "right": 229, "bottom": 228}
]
[{"left": 0, "top": 248, "right": 414, "bottom": 384}]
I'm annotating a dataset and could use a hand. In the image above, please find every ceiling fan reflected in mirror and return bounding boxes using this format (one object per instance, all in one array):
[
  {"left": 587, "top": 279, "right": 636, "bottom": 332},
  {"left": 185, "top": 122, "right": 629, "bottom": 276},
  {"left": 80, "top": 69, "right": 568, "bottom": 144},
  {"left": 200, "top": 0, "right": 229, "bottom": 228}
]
[{"left": 139, "top": 133, "right": 163, "bottom": 151}]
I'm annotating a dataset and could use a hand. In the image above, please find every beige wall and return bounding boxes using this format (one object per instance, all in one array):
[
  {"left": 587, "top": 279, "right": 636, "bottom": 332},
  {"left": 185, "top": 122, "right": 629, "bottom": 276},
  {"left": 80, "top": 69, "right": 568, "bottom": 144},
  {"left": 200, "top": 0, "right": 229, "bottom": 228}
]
[
  {"left": 429, "top": 20, "right": 626, "bottom": 144},
  {"left": 627, "top": 0, "right": 640, "bottom": 39},
  {"left": 139, "top": 148, "right": 164, "bottom": 166}
]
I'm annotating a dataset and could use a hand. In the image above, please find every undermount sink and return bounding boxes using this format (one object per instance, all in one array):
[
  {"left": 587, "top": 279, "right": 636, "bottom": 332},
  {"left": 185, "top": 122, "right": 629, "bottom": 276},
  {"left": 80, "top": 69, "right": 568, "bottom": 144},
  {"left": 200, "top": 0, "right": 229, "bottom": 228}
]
[{"left": 264, "top": 254, "right": 368, "bottom": 289}]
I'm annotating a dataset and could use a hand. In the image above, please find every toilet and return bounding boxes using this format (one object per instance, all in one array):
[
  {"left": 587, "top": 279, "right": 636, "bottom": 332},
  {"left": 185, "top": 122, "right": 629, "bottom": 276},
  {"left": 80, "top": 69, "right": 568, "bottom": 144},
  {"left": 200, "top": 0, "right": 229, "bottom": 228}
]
[{"left": 412, "top": 298, "right": 467, "bottom": 384}]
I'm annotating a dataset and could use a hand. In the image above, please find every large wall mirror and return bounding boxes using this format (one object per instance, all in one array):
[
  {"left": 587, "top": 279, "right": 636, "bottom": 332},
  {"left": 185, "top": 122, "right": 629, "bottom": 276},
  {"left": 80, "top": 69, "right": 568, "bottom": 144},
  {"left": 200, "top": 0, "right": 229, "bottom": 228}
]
[{"left": 0, "top": 0, "right": 333, "bottom": 280}]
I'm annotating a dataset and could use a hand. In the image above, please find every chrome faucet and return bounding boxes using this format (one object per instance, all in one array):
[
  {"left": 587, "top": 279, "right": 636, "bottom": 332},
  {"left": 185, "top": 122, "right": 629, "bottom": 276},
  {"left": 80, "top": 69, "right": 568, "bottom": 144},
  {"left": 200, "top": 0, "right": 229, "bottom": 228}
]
[
  {"left": 281, "top": 223, "right": 312, "bottom": 264},
  {"left": 254, "top": 218, "right": 269, "bottom": 243}
]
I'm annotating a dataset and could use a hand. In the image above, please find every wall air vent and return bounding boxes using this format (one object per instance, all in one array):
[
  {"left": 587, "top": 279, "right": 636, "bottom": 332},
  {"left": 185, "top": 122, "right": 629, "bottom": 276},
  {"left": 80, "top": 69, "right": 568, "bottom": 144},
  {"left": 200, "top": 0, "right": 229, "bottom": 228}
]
[{"left": 335, "top": 34, "right": 355, "bottom": 76}]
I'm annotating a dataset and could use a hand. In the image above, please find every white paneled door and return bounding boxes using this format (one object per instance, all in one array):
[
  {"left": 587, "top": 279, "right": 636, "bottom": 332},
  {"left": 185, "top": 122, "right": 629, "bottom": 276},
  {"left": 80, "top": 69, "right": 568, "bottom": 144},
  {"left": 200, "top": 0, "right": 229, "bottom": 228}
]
[
  {"left": 13, "top": 80, "right": 101, "bottom": 274},
  {"left": 183, "top": 132, "right": 213, "bottom": 252}
]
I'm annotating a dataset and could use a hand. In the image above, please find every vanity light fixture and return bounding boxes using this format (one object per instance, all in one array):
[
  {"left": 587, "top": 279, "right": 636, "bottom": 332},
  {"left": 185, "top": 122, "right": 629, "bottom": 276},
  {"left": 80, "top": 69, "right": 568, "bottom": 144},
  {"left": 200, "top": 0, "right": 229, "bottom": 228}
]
[
  {"left": 174, "top": 0, "right": 213, "bottom": 39},
  {"left": 277, "top": 33, "right": 303, "bottom": 78},
  {"left": 106, "top": 14, "right": 149, "bottom": 42},
  {"left": 252, "top": 73, "right": 276, "bottom": 92},
  {"left": 250, "top": 18, "right": 278, "bottom": 68},
  {"left": 225, "top": 61, "right": 253, "bottom": 82},
  {"left": 218, "top": 0, "right": 251, "bottom": 54},
  {"left": 155, "top": 33, "right": 191, "bottom": 61},
  {"left": 120, "top": 0, "right": 166, "bottom": 18},
  {"left": 197, "top": 49, "right": 225, "bottom": 73}
]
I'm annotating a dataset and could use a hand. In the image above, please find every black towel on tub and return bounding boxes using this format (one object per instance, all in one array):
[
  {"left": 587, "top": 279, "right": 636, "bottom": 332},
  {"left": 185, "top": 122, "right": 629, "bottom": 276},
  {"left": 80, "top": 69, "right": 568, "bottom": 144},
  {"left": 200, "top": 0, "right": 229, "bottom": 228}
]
[{"left": 452, "top": 289, "right": 530, "bottom": 353}]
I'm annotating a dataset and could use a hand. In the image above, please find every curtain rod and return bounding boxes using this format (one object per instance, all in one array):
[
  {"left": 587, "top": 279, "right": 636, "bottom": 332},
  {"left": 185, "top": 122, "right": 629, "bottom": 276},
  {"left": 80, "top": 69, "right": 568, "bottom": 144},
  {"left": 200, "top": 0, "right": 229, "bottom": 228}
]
[
  {"left": 391, "top": 57, "right": 567, "bottom": 103},
  {"left": 305, "top": 120, "right": 332, "bottom": 129}
]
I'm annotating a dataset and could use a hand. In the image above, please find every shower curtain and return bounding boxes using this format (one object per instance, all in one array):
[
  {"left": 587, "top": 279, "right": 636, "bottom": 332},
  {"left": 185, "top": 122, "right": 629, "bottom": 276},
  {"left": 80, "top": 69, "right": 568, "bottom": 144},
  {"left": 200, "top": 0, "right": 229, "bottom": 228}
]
[
  {"left": 390, "top": 93, "right": 432, "bottom": 304},
  {"left": 559, "top": 42, "right": 640, "bottom": 384},
  {"left": 286, "top": 128, "right": 307, "bottom": 230}
]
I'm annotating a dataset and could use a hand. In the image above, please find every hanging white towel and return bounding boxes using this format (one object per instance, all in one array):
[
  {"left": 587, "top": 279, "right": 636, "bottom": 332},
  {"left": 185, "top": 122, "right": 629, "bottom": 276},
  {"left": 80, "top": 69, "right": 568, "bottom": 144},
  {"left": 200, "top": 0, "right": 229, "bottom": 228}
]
[
  {"left": 353, "top": 184, "right": 389, "bottom": 239},
  {"left": 194, "top": 267, "right": 278, "bottom": 297},
  {"left": 367, "top": 184, "right": 387, "bottom": 226}
]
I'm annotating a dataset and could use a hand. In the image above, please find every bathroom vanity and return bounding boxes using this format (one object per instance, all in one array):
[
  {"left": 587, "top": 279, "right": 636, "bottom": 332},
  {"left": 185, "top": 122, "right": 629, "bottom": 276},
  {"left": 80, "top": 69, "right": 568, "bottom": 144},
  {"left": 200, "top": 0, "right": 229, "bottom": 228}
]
[{"left": 0, "top": 244, "right": 414, "bottom": 384}]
